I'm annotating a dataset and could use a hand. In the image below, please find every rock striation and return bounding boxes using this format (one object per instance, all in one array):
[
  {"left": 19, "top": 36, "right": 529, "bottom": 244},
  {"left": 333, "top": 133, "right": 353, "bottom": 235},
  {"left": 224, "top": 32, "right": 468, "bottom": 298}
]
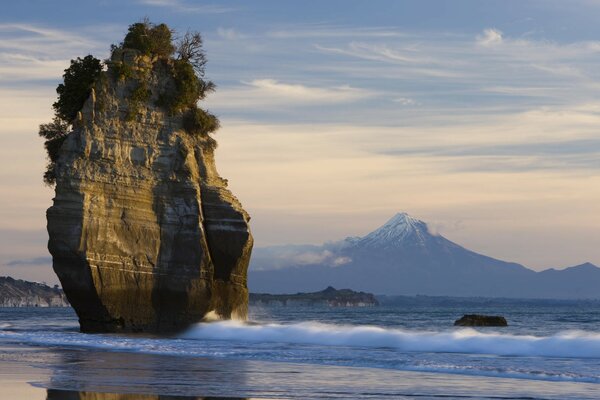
[{"left": 46, "top": 50, "right": 253, "bottom": 333}]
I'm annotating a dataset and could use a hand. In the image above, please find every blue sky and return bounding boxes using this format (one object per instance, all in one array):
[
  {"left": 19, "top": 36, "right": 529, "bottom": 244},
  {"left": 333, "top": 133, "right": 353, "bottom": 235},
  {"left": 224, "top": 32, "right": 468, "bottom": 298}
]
[{"left": 1, "top": 0, "right": 600, "bottom": 283}]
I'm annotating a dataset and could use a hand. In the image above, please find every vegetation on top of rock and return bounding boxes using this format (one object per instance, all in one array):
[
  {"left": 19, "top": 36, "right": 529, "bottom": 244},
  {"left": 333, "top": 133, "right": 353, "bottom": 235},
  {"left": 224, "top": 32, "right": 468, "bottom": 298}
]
[
  {"left": 183, "top": 107, "right": 220, "bottom": 136},
  {"left": 53, "top": 55, "right": 103, "bottom": 122},
  {"left": 122, "top": 20, "right": 175, "bottom": 58},
  {"left": 40, "top": 56, "right": 102, "bottom": 185},
  {"left": 38, "top": 19, "right": 220, "bottom": 186},
  {"left": 155, "top": 59, "right": 208, "bottom": 113},
  {"left": 176, "top": 30, "right": 208, "bottom": 77},
  {"left": 111, "top": 19, "right": 215, "bottom": 115}
]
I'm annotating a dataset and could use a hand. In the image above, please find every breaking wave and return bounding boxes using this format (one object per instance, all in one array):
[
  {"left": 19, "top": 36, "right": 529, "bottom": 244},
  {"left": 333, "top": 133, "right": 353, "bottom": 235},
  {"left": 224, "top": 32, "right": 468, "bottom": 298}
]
[
  {"left": 182, "top": 321, "right": 600, "bottom": 359},
  {"left": 3, "top": 320, "right": 600, "bottom": 383}
]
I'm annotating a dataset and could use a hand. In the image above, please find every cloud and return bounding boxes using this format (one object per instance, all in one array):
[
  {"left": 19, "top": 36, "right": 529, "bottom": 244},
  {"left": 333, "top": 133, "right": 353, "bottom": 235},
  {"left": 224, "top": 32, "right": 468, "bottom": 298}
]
[
  {"left": 246, "top": 79, "right": 370, "bottom": 102},
  {"left": 206, "top": 79, "right": 374, "bottom": 109},
  {"left": 217, "top": 28, "right": 245, "bottom": 40},
  {"left": 314, "top": 42, "right": 464, "bottom": 79},
  {"left": 137, "top": 0, "right": 236, "bottom": 13},
  {"left": 267, "top": 26, "right": 411, "bottom": 39},
  {"left": 251, "top": 246, "right": 351, "bottom": 270},
  {"left": 392, "top": 97, "right": 418, "bottom": 106},
  {"left": 288, "top": 250, "right": 351, "bottom": 267},
  {"left": 0, "top": 23, "right": 109, "bottom": 84},
  {"left": 4, "top": 257, "right": 51, "bottom": 267},
  {"left": 315, "top": 42, "right": 423, "bottom": 64},
  {"left": 0, "top": 23, "right": 106, "bottom": 58},
  {"left": 477, "top": 28, "right": 503, "bottom": 46}
]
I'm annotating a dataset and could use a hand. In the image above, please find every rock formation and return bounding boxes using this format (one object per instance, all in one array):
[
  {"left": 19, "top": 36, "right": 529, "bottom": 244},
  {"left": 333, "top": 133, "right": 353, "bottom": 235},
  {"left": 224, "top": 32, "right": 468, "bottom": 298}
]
[
  {"left": 454, "top": 314, "right": 508, "bottom": 327},
  {"left": 46, "top": 41, "right": 253, "bottom": 332}
]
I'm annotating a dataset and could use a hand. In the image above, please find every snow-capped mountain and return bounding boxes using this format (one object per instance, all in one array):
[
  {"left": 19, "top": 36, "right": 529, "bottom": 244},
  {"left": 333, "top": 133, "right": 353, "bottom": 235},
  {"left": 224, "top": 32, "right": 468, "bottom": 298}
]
[
  {"left": 353, "top": 212, "right": 429, "bottom": 249},
  {"left": 250, "top": 213, "right": 600, "bottom": 298}
]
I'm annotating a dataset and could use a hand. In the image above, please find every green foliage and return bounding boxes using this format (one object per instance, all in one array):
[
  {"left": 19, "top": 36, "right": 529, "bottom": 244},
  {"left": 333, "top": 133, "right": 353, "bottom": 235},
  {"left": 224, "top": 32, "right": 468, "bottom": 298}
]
[
  {"left": 126, "top": 81, "right": 151, "bottom": 121},
  {"left": 38, "top": 117, "right": 68, "bottom": 141},
  {"left": 53, "top": 55, "right": 102, "bottom": 122},
  {"left": 183, "top": 107, "right": 220, "bottom": 137},
  {"left": 171, "top": 60, "right": 200, "bottom": 111},
  {"left": 122, "top": 20, "right": 174, "bottom": 57},
  {"left": 110, "top": 61, "right": 135, "bottom": 81},
  {"left": 156, "top": 59, "right": 215, "bottom": 114},
  {"left": 42, "top": 55, "right": 101, "bottom": 185},
  {"left": 38, "top": 117, "right": 70, "bottom": 185}
]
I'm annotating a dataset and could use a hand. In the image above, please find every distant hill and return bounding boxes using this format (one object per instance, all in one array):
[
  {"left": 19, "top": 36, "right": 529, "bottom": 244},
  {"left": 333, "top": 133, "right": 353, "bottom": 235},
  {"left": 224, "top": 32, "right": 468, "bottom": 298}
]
[
  {"left": 249, "top": 213, "right": 600, "bottom": 299},
  {"left": 0, "top": 276, "right": 69, "bottom": 307},
  {"left": 250, "top": 286, "right": 378, "bottom": 307}
]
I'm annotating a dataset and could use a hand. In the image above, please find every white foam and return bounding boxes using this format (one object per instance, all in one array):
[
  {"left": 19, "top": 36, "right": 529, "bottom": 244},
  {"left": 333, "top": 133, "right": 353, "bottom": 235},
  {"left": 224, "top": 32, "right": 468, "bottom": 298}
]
[
  {"left": 181, "top": 321, "right": 600, "bottom": 359},
  {"left": 3, "top": 321, "right": 600, "bottom": 383}
]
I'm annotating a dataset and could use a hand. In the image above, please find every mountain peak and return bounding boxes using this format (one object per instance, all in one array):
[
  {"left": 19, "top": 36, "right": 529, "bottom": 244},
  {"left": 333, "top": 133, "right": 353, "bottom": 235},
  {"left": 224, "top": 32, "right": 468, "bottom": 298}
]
[
  {"left": 386, "top": 212, "right": 421, "bottom": 225},
  {"left": 565, "top": 262, "right": 599, "bottom": 271},
  {"left": 380, "top": 212, "right": 426, "bottom": 232},
  {"left": 356, "top": 212, "right": 430, "bottom": 248}
]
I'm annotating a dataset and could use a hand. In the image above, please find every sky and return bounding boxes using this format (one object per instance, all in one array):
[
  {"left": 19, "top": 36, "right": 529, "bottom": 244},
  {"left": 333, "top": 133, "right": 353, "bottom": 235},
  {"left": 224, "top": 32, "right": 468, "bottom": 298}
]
[{"left": 1, "top": 0, "right": 600, "bottom": 284}]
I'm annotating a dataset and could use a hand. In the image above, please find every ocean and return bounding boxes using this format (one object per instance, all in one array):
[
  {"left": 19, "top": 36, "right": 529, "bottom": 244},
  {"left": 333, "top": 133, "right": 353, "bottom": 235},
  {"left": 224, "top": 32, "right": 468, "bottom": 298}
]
[{"left": 2, "top": 299, "right": 600, "bottom": 399}]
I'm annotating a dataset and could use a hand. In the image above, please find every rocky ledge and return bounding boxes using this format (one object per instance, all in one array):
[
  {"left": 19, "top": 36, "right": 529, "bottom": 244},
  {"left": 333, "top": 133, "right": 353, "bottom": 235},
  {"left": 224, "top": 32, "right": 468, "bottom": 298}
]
[
  {"left": 0, "top": 277, "right": 69, "bottom": 307},
  {"left": 250, "top": 286, "right": 379, "bottom": 307}
]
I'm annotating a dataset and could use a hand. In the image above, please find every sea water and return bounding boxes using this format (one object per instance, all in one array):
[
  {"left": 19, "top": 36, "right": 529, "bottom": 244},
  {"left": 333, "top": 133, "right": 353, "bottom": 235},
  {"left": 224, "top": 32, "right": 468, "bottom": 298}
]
[{"left": 1, "top": 299, "right": 600, "bottom": 398}]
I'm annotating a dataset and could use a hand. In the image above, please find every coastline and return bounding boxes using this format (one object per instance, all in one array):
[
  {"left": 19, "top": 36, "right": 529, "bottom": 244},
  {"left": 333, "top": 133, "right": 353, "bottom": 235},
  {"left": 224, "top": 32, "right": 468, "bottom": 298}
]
[{"left": 2, "top": 342, "right": 600, "bottom": 399}]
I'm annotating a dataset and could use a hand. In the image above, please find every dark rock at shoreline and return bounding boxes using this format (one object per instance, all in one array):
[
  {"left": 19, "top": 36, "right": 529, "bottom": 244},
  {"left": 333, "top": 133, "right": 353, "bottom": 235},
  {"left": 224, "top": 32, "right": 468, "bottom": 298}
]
[
  {"left": 0, "top": 277, "right": 69, "bottom": 307},
  {"left": 454, "top": 314, "right": 508, "bottom": 327},
  {"left": 250, "top": 286, "right": 379, "bottom": 307}
]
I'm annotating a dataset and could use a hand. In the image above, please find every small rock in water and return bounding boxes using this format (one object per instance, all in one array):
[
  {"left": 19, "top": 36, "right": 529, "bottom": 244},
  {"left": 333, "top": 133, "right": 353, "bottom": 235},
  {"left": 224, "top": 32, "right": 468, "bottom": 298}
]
[{"left": 454, "top": 314, "right": 508, "bottom": 327}]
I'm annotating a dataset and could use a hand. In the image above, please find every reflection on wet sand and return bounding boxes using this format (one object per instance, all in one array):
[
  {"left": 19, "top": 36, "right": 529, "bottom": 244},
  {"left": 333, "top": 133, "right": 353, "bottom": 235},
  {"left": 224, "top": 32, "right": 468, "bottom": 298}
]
[
  {"left": 27, "top": 346, "right": 600, "bottom": 399},
  {"left": 46, "top": 388, "right": 252, "bottom": 400}
]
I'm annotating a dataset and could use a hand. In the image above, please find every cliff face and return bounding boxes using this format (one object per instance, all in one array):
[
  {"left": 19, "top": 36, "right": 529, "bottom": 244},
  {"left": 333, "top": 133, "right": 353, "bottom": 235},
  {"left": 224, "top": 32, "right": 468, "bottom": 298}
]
[
  {"left": 46, "top": 51, "right": 253, "bottom": 332},
  {"left": 0, "top": 277, "right": 69, "bottom": 307}
]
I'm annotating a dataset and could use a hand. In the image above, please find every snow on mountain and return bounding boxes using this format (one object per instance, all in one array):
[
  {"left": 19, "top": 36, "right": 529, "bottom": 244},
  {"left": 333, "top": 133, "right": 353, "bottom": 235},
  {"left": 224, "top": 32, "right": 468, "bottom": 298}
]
[{"left": 352, "top": 212, "right": 430, "bottom": 249}]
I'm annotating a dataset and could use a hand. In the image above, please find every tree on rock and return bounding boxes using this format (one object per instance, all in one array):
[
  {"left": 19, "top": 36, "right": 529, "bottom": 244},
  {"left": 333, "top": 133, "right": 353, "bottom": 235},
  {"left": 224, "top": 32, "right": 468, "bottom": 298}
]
[
  {"left": 40, "top": 55, "right": 102, "bottom": 185},
  {"left": 53, "top": 55, "right": 102, "bottom": 122},
  {"left": 122, "top": 20, "right": 175, "bottom": 58}
]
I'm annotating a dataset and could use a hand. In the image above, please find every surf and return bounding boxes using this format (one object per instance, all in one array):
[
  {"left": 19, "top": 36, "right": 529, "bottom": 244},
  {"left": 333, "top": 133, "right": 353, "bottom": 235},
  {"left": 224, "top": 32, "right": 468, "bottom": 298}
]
[{"left": 182, "top": 320, "right": 600, "bottom": 359}]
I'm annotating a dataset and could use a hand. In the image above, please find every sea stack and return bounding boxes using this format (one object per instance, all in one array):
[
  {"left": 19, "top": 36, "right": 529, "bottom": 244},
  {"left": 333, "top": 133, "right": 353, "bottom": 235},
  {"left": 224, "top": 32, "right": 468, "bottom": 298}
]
[{"left": 44, "top": 22, "right": 253, "bottom": 333}]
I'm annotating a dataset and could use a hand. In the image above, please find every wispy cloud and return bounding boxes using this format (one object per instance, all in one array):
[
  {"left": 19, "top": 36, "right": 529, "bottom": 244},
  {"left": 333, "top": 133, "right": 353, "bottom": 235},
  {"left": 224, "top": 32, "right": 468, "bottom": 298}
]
[
  {"left": 267, "top": 25, "right": 411, "bottom": 39},
  {"left": 476, "top": 28, "right": 503, "bottom": 46},
  {"left": 217, "top": 27, "right": 245, "bottom": 40},
  {"left": 0, "top": 23, "right": 108, "bottom": 83},
  {"left": 315, "top": 42, "right": 425, "bottom": 64},
  {"left": 207, "top": 79, "right": 375, "bottom": 109},
  {"left": 0, "top": 23, "right": 105, "bottom": 57},
  {"left": 137, "top": 0, "right": 237, "bottom": 13},
  {"left": 4, "top": 257, "right": 51, "bottom": 267},
  {"left": 392, "top": 97, "right": 419, "bottom": 106},
  {"left": 244, "top": 79, "right": 371, "bottom": 102}
]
